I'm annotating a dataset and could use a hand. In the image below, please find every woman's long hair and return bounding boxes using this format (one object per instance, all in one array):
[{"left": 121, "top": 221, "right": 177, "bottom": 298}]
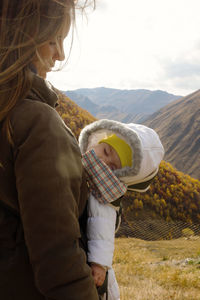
[{"left": 0, "top": 0, "right": 94, "bottom": 142}]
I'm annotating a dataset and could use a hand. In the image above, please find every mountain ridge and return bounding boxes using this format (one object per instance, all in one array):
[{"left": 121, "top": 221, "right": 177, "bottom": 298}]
[{"left": 64, "top": 87, "right": 181, "bottom": 123}]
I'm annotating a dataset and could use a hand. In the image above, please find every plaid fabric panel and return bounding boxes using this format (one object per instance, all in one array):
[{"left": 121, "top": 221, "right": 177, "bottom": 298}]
[{"left": 82, "top": 150, "right": 127, "bottom": 204}]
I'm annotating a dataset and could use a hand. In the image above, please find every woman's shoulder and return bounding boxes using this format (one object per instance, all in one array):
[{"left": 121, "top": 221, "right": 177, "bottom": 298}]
[
  {"left": 11, "top": 98, "right": 76, "bottom": 147},
  {"left": 11, "top": 98, "right": 61, "bottom": 130}
]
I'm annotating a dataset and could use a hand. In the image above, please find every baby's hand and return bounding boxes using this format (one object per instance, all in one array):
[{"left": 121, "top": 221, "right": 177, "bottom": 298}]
[{"left": 91, "top": 263, "right": 106, "bottom": 287}]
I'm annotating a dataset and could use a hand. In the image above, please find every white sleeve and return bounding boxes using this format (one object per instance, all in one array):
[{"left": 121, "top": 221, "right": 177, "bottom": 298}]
[
  {"left": 87, "top": 194, "right": 117, "bottom": 268},
  {"left": 107, "top": 268, "right": 120, "bottom": 300}
]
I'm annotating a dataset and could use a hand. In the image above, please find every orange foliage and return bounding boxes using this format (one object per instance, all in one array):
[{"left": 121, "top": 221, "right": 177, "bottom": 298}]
[{"left": 126, "top": 161, "right": 200, "bottom": 224}]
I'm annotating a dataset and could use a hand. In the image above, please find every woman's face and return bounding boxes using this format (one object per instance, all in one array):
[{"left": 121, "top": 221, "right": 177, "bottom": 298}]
[{"left": 32, "top": 21, "right": 70, "bottom": 78}]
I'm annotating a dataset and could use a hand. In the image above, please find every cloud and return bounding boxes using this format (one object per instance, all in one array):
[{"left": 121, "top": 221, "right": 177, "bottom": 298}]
[
  {"left": 165, "top": 61, "right": 200, "bottom": 78},
  {"left": 154, "top": 42, "right": 200, "bottom": 94},
  {"left": 95, "top": 0, "right": 107, "bottom": 11}
]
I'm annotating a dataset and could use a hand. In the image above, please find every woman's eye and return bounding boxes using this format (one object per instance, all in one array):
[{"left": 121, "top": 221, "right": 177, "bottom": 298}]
[{"left": 49, "top": 36, "right": 62, "bottom": 46}]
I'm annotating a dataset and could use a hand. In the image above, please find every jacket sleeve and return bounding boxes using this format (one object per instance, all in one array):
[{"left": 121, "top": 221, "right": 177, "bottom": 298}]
[
  {"left": 87, "top": 194, "right": 117, "bottom": 268},
  {"left": 11, "top": 100, "right": 98, "bottom": 300}
]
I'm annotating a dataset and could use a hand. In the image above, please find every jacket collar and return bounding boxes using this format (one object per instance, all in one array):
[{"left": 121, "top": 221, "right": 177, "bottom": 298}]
[{"left": 28, "top": 73, "right": 58, "bottom": 108}]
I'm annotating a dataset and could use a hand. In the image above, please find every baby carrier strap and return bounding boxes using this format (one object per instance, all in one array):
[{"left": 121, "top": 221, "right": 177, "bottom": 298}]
[
  {"left": 127, "top": 169, "right": 158, "bottom": 192},
  {"left": 109, "top": 196, "right": 123, "bottom": 232}
]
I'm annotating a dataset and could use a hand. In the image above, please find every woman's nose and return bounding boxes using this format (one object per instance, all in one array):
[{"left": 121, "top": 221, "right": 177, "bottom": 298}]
[{"left": 55, "top": 43, "right": 65, "bottom": 61}]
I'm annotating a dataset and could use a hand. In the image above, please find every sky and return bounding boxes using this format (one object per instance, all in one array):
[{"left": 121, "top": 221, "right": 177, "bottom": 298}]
[{"left": 47, "top": 0, "right": 200, "bottom": 96}]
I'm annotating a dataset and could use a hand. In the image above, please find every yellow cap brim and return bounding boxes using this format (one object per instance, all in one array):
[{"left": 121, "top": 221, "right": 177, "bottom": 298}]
[{"left": 99, "top": 134, "right": 132, "bottom": 168}]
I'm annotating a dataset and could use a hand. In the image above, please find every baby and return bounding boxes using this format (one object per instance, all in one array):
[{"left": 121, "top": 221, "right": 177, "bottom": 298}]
[{"left": 79, "top": 119, "right": 164, "bottom": 300}]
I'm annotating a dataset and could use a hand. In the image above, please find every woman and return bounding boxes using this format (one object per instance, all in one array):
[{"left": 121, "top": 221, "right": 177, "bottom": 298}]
[{"left": 0, "top": 1, "right": 98, "bottom": 299}]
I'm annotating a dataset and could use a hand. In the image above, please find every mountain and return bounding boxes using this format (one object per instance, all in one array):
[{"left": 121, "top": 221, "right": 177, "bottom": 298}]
[
  {"left": 144, "top": 90, "right": 200, "bottom": 180},
  {"left": 64, "top": 87, "right": 181, "bottom": 123},
  {"left": 66, "top": 91, "right": 99, "bottom": 116}
]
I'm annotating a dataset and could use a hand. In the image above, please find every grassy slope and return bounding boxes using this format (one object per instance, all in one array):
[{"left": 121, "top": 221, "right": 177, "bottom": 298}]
[{"left": 113, "top": 237, "right": 200, "bottom": 300}]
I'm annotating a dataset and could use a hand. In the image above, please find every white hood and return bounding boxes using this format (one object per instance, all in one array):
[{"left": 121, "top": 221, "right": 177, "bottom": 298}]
[{"left": 79, "top": 119, "right": 164, "bottom": 191}]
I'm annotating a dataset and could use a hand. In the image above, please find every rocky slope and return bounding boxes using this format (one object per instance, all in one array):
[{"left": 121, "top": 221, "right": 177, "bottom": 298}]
[{"left": 144, "top": 90, "right": 200, "bottom": 180}]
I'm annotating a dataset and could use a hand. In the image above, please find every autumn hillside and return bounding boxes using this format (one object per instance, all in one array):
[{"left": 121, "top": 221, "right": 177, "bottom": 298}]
[
  {"left": 56, "top": 90, "right": 96, "bottom": 138},
  {"left": 56, "top": 91, "right": 200, "bottom": 230},
  {"left": 123, "top": 161, "right": 200, "bottom": 224}
]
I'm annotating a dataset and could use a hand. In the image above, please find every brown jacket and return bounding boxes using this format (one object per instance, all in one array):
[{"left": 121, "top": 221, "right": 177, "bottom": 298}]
[{"left": 0, "top": 74, "right": 98, "bottom": 300}]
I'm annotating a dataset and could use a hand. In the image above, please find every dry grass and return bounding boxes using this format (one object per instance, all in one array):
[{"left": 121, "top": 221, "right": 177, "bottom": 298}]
[{"left": 113, "top": 236, "right": 200, "bottom": 300}]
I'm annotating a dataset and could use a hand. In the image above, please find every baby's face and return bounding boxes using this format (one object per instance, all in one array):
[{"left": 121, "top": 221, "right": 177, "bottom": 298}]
[{"left": 91, "top": 143, "right": 121, "bottom": 171}]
